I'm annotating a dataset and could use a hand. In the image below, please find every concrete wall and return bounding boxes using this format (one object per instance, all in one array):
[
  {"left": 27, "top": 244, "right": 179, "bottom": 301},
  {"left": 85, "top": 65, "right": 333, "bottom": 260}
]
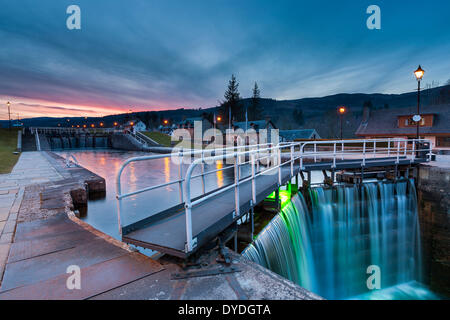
[
  {"left": 111, "top": 134, "right": 145, "bottom": 151},
  {"left": 417, "top": 164, "right": 450, "bottom": 297}
]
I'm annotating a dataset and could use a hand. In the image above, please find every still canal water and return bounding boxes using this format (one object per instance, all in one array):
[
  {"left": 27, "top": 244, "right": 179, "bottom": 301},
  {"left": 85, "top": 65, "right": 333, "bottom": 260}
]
[{"left": 57, "top": 149, "right": 241, "bottom": 240}]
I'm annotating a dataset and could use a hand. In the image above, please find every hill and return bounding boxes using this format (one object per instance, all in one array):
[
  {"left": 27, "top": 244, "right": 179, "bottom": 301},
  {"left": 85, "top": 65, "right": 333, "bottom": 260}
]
[{"left": 2, "top": 85, "right": 449, "bottom": 139}]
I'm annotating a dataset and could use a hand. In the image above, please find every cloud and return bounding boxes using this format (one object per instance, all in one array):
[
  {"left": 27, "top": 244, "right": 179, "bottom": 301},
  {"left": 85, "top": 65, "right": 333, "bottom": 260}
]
[{"left": 0, "top": 0, "right": 449, "bottom": 119}]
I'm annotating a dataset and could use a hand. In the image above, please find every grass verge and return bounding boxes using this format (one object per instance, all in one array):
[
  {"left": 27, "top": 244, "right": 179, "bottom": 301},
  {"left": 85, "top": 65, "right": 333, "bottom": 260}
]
[
  {"left": 142, "top": 131, "right": 173, "bottom": 147},
  {"left": 0, "top": 128, "right": 20, "bottom": 174}
]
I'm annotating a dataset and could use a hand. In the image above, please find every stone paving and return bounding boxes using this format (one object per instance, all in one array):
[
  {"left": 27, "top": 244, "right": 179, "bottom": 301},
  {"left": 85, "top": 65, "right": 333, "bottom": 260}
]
[{"left": 0, "top": 152, "right": 62, "bottom": 281}]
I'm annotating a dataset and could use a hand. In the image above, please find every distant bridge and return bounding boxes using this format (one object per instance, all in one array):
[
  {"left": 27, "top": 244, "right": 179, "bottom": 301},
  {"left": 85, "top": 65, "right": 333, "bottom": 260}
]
[
  {"left": 116, "top": 138, "right": 432, "bottom": 258},
  {"left": 23, "top": 127, "right": 159, "bottom": 151}
]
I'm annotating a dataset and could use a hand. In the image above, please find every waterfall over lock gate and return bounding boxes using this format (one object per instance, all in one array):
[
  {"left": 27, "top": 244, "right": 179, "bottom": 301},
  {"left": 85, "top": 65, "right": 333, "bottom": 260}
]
[{"left": 243, "top": 179, "right": 423, "bottom": 299}]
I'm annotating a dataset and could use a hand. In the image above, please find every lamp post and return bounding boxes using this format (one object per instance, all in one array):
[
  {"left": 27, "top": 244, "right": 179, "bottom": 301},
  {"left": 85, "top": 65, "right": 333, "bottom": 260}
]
[
  {"left": 6, "top": 101, "right": 11, "bottom": 130},
  {"left": 215, "top": 115, "right": 221, "bottom": 131},
  {"left": 413, "top": 65, "right": 425, "bottom": 140},
  {"left": 338, "top": 106, "right": 347, "bottom": 140}
]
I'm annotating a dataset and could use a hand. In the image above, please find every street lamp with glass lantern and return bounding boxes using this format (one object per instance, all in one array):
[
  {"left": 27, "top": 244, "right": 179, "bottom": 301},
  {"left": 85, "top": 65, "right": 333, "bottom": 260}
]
[{"left": 413, "top": 65, "right": 425, "bottom": 140}]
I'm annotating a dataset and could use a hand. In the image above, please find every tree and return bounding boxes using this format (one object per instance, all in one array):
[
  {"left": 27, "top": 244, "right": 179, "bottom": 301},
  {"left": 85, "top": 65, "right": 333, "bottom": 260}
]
[
  {"left": 248, "top": 82, "right": 263, "bottom": 120},
  {"left": 383, "top": 103, "right": 389, "bottom": 109},
  {"left": 218, "top": 74, "right": 243, "bottom": 124},
  {"left": 292, "top": 108, "right": 304, "bottom": 126}
]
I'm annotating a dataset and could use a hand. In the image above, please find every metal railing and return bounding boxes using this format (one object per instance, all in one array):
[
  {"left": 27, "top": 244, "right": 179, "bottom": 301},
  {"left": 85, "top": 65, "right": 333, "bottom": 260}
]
[
  {"left": 64, "top": 153, "right": 80, "bottom": 168},
  {"left": 115, "top": 142, "right": 286, "bottom": 234},
  {"left": 298, "top": 138, "right": 433, "bottom": 169},
  {"left": 34, "top": 128, "right": 41, "bottom": 151},
  {"left": 115, "top": 138, "right": 432, "bottom": 253},
  {"left": 135, "top": 131, "right": 158, "bottom": 146},
  {"left": 128, "top": 131, "right": 153, "bottom": 147}
]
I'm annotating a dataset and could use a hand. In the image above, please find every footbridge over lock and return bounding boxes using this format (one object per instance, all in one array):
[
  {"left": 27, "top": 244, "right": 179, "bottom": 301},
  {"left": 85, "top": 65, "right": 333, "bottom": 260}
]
[
  {"left": 25, "top": 127, "right": 159, "bottom": 151},
  {"left": 115, "top": 138, "right": 433, "bottom": 259}
]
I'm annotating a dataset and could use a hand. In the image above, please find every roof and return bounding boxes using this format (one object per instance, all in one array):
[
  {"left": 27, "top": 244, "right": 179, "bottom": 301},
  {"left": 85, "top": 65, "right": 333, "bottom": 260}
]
[
  {"left": 355, "top": 104, "right": 450, "bottom": 136},
  {"left": 178, "top": 117, "right": 203, "bottom": 125},
  {"left": 125, "top": 119, "right": 145, "bottom": 127},
  {"left": 233, "top": 120, "right": 276, "bottom": 131},
  {"left": 279, "top": 129, "right": 319, "bottom": 140}
]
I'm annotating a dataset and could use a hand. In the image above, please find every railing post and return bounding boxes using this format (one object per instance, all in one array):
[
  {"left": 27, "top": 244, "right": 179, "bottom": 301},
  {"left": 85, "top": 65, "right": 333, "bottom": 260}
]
[
  {"left": 183, "top": 163, "right": 195, "bottom": 253},
  {"left": 411, "top": 139, "right": 416, "bottom": 163},
  {"left": 314, "top": 143, "right": 317, "bottom": 162},
  {"left": 256, "top": 144, "right": 260, "bottom": 172},
  {"left": 404, "top": 140, "right": 407, "bottom": 156},
  {"left": 373, "top": 141, "right": 376, "bottom": 158},
  {"left": 278, "top": 145, "right": 282, "bottom": 185},
  {"left": 251, "top": 154, "right": 256, "bottom": 205},
  {"left": 234, "top": 154, "right": 240, "bottom": 218},
  {"left": 332, "top": 143, "right": 336, "bottom": 168},
  {"left": 396, "top": 139, "right": 400, "bottom": 164},
  {"left": 185, "top": 204, "right": 193, "bottom": 252},
  {"left": 238, "top": 145, "right": 242, "bottom": 179},
  {"left": 428, "top": 140, "right": 432, "bottom": 161},
  {"left": 178, "top": 151, "right": 184, "bottom": 203},
  {"left": 362, "top": 140, "right": 366, "bottom": 167},
  {"left": 300, "top": 145, "right": 304, "bottom": 170},
  {"left": 290, "top": 145, "right": 294, "bottom": 177},
  {"left": 341, "top": 142, "right": 344, "bottom": 160},
  {"left": 200, "top": 153, "right": 206, "bottom": 195}
]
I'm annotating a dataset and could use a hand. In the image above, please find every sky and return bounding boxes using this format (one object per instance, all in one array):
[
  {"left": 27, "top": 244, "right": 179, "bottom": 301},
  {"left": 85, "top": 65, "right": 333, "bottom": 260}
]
[{"left": 0, "top": 0, "right": 449, "bottom": 120}]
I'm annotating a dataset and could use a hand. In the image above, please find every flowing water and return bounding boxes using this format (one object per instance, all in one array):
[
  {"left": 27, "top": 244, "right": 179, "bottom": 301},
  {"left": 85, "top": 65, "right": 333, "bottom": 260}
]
[
  {"left": 50, "top": 136, "right": 109, "bottom": 149},
  {"left": 243, "top": 179, "right": 438, "bottom": 300}
]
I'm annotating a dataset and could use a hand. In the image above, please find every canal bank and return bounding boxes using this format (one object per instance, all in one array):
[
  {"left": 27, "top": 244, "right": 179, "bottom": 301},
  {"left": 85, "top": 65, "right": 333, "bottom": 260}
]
[
  {"left": 0, "top": 152, "right": 64, "bottom": 279},
  {"left": 0, "top": 151, "right": 320, "bottom": 300}
]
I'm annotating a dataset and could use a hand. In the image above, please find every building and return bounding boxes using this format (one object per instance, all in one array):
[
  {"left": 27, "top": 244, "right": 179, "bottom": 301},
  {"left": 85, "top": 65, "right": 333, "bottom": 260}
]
[
  {"left": 279, "top": 129, "right": 321, "bottom": 142},
  {"left": 228, "top": 118, "right": 278, "bottom": 144},
  {"left": 355, "top": 104, "right": 450, "bottom": 148},
  {"left": 123, "top": 120, "right": 147, "bottom": 132},
  {"left": 158, "top": 123, "right": 177, "bottom": 135},
  {"left": 232, "top": 119, "right": 277, "bottom": 133},
  {"left": 176, "top": 116, "right": 214, "bottom": 142}
]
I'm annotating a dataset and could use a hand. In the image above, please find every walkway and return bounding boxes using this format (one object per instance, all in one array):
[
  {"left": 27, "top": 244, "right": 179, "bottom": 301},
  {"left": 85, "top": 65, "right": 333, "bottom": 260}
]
[{"left": 0, "top": 152, "right": 63, "bottom": 278}]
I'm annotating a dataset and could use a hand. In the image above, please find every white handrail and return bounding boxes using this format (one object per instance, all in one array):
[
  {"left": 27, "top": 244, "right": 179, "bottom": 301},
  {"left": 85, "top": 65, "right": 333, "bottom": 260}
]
[
  {"left": 115, "top": 141, "right": 291, "bottom": 234},
  {"left": 115, "top": 137, "right": 431, "bottom": 251},
  {"left": 182, "top": 138, "right": 431, "bottom": 252},
  {"left": 35, "top": 128, "right": 41, "bottom": 151}
]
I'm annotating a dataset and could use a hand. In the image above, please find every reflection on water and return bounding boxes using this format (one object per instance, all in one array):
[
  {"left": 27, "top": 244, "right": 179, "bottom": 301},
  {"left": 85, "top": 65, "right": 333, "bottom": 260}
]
[
  {"left": 57, "top": 150, "right": 326, "bottom": 242},
  {"left": 57, "top": 150, "right": 238, "bottom": 240},
  {"left": 216, "top": 160, "right": 224, "bottom": 188},
  {"left": 164, "top": 157, "right": 170, "bottom": 183}
]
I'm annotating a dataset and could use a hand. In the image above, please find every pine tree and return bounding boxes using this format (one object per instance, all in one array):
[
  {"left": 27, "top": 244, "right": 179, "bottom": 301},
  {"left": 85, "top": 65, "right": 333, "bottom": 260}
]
[
  {"left": 248, "top": 82, "right": 263, "bottom": 120},
  {"left": 219, "top": 74, "right": 243, "bottom": 124}
]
